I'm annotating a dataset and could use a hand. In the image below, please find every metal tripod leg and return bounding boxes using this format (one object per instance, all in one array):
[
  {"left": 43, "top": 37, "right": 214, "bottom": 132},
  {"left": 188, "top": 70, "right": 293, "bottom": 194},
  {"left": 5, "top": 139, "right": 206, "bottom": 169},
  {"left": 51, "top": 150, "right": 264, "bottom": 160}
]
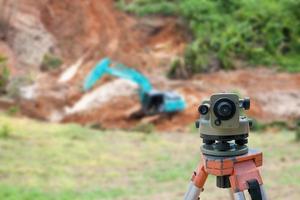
[
  {"left": 233, "top": 184, "right": 267, "bottom": 200},
  {"left": 183, "top": 182, "right": 203, "bottom": 200},
  {"left": 183, "top": 165, "right": 208, "bottom": 200},
  {"left": 229, "top": 189, "right": 235, "bottom": 200},
  {"left": 233, "top": 192, "right": 246, "bottom": 200},
  {"left": 232, "top": 184, "right": 268, "bottom": 200},
  {"left": 229, "top": 159, "right": 268, "bottom": 200},
  {"left": 259, "top": 185, "right": 268, "bottom": 200}
]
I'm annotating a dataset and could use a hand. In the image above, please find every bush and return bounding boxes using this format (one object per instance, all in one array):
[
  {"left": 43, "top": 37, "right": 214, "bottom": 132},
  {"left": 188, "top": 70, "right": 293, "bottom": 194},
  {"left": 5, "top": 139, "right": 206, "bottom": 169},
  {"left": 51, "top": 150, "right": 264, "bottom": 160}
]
[
  {"left": 168, "top": 58, "right": 190, "bottom": 79},
  {"left": 0, "top": 55, "right": 10, "bottom": 94},
  {"left": 117, "top": 0, "right": 179, "bottom": 16},
  {"left": 132, "top": 123, "right": 155, "bottom": 134},
  {"left": 40, "top": 53, "right": 63, "bottom": 71},
  {"left": 6, "top": 106, "right": 20, "bottom": 116},
  {"left": 119, "top": 0, "right": 300, "bottom": 74},
  {"left": 296, "top": 119, "right": 300, "bottom": 142},
  {"left": 250, "top": 119, "right": 267, "bottom": 132},
  {"left": 0, "top": 124, "right": 11, "bottom": 139}
]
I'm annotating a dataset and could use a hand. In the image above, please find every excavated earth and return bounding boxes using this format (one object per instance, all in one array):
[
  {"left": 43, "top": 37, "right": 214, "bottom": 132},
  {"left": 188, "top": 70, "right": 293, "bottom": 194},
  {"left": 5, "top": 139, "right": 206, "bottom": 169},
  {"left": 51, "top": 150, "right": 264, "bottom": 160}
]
[{"left": 0, "top": 0, "right": 299, "bottom": 132}]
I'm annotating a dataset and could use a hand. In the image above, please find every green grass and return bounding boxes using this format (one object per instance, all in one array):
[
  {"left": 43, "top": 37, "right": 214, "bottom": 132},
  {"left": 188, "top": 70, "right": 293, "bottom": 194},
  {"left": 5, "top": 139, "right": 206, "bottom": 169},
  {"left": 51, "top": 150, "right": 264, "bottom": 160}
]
[
  {"left": 118, "top": 0, "right": 300, "bottom": 74},
  {"left": 41, "top": 54, "right": 63, "bottom": 71},
  {"left": 0, "top": 114, "right": 299, "bottom": 199}
]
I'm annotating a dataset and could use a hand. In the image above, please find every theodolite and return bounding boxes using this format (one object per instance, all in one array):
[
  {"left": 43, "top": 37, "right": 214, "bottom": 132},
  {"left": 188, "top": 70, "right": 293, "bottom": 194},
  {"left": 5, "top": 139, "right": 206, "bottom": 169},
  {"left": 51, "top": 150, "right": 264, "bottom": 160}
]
[{"left": 184, "top": 93, "right": 268, "bottom": 200}]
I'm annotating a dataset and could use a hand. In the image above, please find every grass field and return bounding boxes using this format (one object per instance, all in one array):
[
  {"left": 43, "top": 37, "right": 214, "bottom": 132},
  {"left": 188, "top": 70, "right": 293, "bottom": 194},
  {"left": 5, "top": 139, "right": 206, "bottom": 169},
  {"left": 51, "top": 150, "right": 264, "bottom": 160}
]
[{"left": 0, "top": 115, "right": 299, "bottom": 200}]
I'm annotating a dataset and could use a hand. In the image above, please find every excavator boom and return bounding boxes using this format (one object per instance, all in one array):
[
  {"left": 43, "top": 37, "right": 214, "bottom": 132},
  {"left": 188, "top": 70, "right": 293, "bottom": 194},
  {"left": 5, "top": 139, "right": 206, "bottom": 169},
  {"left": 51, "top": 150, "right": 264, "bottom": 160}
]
[{"left": 84, "top": 58, "right": 152, "bottom": 99}]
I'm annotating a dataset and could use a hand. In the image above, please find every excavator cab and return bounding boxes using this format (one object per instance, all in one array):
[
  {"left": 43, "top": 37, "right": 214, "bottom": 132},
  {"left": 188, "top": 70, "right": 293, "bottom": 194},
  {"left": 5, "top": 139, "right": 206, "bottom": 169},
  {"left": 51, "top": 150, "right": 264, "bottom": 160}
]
[{"left": 142, "top": 90, "right": 165, "bottom": 115}]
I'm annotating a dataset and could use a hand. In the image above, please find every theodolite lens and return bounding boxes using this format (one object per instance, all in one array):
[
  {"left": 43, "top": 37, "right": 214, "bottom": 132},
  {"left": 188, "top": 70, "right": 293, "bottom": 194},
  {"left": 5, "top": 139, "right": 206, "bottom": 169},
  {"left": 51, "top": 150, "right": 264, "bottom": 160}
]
[
  {"left": 214, "top": 98, "right": 236, "bottom": 120},
  {"left": 218, "top": 102, "right": 232, "bottom": 117}
]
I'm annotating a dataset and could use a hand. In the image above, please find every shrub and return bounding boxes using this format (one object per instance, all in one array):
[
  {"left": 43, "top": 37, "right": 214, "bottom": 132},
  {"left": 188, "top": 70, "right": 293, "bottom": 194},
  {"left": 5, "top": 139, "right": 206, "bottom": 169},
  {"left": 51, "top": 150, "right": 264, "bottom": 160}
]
[
  {"left": 296, "top": 119, "right": 300, "bottom": 142},
  {"left": 0, "top": 55, "right": 10, "bottom": 94},
  {"left": 117, "top": 0, "right": 179, "bottom": 16},
  {"left": 168, "top": 58, "right": 190, "bottom": 79},
  {"left": 250, "top": 119, "right": 267, "bottom": 132},
  {"left": 132, "top": 123, "right": 155, "bottom": 134},
  {"left": 6, "top": 106, "right": 20, "bottom": 116},
  {"left": 40, "top": 53, "right": 63, "bottom": 71},
  {"left": 0, "top": 124, "right": 11, "bottom": 139}
]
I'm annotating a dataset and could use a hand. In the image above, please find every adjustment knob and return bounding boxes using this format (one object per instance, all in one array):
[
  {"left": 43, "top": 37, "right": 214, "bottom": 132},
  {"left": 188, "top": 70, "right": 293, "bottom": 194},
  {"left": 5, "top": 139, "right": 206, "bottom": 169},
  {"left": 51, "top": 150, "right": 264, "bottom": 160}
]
[
  {"left": 242, "top": 97, "right": 250, "bottom": 110},
  {"left": 198, "top": 104, "right": 210, "bottom": 115},
  {"left": 195, "top": 120, "right": 200, "bottom": 128},
  {"left": 249, "top": 119, "right": 253, "bottom": 128}
]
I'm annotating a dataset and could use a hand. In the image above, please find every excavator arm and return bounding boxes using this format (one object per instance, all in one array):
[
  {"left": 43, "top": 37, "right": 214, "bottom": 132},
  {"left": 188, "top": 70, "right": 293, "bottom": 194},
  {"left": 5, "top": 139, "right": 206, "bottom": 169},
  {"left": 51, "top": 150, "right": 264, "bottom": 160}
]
[{"left": 83, "top": 58, "right": 152, "bottom": 101}]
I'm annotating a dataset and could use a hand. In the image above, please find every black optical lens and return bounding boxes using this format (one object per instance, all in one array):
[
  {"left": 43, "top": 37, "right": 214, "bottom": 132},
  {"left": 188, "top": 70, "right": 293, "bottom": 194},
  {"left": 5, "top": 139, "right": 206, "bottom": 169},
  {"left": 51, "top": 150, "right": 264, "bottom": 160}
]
[
  {"left": 213, "top": 98, "right": 236, "bottom": 120},
  {"left": 217, "top": 102, "right": 232, "bottom": 117}
]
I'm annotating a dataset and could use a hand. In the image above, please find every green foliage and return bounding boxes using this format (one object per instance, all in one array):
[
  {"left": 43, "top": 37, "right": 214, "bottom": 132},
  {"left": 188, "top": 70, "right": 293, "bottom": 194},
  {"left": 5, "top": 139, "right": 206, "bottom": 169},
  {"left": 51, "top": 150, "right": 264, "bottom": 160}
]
[
  {"left": 249, "top": 119, "right": 267, "bottom": 132},
  {"left": 251, "top": 119, "right": 292, "bottom": 133},
  {"left": 117, "top": 0, "right": 179, "bottom": 16},
  {"left": 119, "top": 0, "right": 300, "bottom": 74},
  {"left": 41, "top": 53, "right": 63, "bottom": 71},
  {"left": 6, "top": 106, "right": 20, "bottom": 116},
  {"left": 168, "top": 58, "right": 190, "bottom": 79},
  {"left": 0, "top": 55, "right": 10, "bottom": 94},
  {"left": 188, "top": 122, "right": 199, "bottom": 134},
  {"left": 0, "top": 124, "right": 11, "bottom": 139},
  {"left": 296, "top": 119, "right": 300, "bottom": 142},
  {"left": 131, "top": 122, "right": 155, "bottom": 134}
]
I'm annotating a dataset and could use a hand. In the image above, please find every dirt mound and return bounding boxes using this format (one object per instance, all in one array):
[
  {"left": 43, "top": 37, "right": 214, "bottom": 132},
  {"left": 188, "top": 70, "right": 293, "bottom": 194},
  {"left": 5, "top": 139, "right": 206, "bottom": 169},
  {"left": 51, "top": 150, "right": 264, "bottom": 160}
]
[
  {"left": 63, "top": 96, "right": 141, "bottom": 129},
  {"left": 40, "top": 0, "right": 186, "bottom": 69}
]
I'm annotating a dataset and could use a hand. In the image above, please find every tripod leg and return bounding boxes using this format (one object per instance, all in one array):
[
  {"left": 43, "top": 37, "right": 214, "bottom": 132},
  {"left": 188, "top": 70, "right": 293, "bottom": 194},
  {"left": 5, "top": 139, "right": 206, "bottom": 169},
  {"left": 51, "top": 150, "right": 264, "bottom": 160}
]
[
  {"left": 183, "top": 165, "right": 208, "bottom": 200},
  {"left": 233, "top": 192, "right": 246, "bottom": 200},
  {"left": 229, "top": 189, "right": 235, "bottom": 200},
  {"left": 229, "top": 160, "right": 268, "bottom": 200},
  {"left": 184, "top": 182, "right": 203, "bottom": 200},
  {"left": 259, "top": 185, "right": 268, "bottom": 200}
]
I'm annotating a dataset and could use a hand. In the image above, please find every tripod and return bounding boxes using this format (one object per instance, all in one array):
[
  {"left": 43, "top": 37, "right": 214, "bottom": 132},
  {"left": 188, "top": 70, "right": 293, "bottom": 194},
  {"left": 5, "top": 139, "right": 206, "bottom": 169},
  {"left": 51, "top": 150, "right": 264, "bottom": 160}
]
[{"left": 183, "top": 149, "right": 267, "bottom": 200}]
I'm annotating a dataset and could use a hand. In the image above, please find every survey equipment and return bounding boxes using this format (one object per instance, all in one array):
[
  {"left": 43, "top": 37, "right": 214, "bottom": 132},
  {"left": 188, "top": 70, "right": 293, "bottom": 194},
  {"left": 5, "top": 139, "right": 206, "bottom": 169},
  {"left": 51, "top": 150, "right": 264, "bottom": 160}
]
[{"left": 184, "top": 93, "right": 268, "bottom": 200}]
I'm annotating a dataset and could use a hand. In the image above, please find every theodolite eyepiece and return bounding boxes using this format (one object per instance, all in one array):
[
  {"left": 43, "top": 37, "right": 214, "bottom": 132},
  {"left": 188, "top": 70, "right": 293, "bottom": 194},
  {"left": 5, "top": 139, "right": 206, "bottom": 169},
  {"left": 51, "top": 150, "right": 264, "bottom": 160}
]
[{"left": 197, "top": 93, "right": 251, "bottom": 156}]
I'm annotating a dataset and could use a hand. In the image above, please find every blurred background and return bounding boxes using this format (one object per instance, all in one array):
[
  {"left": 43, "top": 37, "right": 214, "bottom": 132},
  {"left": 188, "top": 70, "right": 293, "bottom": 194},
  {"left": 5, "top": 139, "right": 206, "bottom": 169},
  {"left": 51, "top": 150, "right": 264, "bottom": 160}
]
[{"left": 0, "top": 0, "right": 299, "bottom": 199}]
